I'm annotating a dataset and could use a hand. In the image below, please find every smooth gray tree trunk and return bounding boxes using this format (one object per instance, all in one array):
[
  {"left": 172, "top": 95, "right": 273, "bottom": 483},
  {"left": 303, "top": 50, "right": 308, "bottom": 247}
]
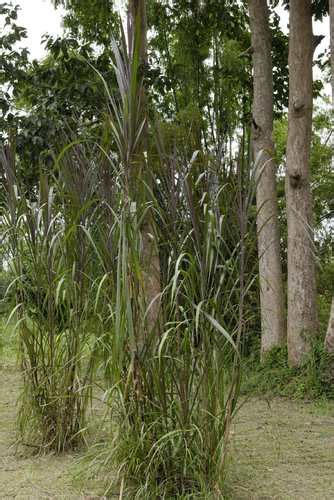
[
  {"left": 286, "top": 0, "right": 317, "bottom": 367},
  {"left": 324, "top": 0, "right": 334, "bottom": 354},
  {"left": 330, "top": 0, "right": 334, "bottom": 105},
  {"left": 248, "top": 0, "right": 285, "bottom": 358},
  {"left": 325, "top": 298, "right": 334, "bottom": 353}
]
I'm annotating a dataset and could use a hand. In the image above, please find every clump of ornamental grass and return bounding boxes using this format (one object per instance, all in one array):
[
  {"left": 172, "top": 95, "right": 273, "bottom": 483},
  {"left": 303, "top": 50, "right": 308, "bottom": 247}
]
[
  {"left": 79, "top": 23, "right": 258, "bottom": 497},
  {"left": 84, "top": 167, "right": 257, "bottom": 497},
  {"left": 0, "top": 145, "right": 99, "bottom": 452}
]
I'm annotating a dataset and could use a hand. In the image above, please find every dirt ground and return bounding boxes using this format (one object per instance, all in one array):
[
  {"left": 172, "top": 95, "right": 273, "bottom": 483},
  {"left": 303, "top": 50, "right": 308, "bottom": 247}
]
[{"left": 1, "top": 353, "right": 334, "bottom": 499}]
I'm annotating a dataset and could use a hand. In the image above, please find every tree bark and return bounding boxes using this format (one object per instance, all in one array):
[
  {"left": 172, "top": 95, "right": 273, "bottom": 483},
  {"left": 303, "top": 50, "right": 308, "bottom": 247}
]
[
  {"left": 248, "top": 0, "right": 285, "bottom": 358},
  {"left": 330, "top": 0, "right": 334, "bottom": 106},
  {"left": 286, "top": 0, "right": 317, "bottom": 367},
  {"left": 128, "top": 0, "right": 161, "bottom": 339},
  {"left": 325, "top": 298, "right": 334, "bottom": 353},
  {"left": 324, "top": 0, "right": 334, "bottom": 354}
]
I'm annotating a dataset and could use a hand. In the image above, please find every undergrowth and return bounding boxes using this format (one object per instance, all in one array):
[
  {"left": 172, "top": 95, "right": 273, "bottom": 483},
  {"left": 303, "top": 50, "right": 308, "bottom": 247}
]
[{"left": 242, "top": 340, "right": 334, "bottom": 400}]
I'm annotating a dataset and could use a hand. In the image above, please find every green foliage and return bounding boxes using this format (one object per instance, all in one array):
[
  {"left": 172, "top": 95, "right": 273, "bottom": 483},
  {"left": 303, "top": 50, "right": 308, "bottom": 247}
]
[
  {"left": 243, "top": 341, "right": 334, "bottom": 400},
  {"left": 311, "top": 109, "right": 334, "bottom": 230},
  {"left": 13, "top": 34, "right": 117, "bottom": 188},
  {"left": 270, "top": 10, "right": 289, "bottom": 115},
  {"left": 148, "top": 0, "right": 252, "bottom": 143},
  {"left": 0, "top": 0, "right": 290, "bottom": 195},
  {"left": 0, "top": 3, "right": 121, "bottom": 192},
  {"left": 0, "top": 2, "right": 29, "bottom": 139},
  {"left": 53, "top": 0, "right": 118, "bottom": 47}
]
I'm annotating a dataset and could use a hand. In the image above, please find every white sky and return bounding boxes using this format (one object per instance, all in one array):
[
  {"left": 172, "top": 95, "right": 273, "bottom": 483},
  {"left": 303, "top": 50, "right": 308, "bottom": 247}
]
[{"left": 16, "top": 0, "right": 65, "bottom": 60}]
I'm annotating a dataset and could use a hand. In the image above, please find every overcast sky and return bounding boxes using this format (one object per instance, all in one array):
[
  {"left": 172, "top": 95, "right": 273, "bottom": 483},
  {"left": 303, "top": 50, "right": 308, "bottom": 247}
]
[
  {"left": 15, "top": 0, "right": 64, "bottom": 59},
  {"left": 15, "top": 0, "right": 330, "bottom": 88}
]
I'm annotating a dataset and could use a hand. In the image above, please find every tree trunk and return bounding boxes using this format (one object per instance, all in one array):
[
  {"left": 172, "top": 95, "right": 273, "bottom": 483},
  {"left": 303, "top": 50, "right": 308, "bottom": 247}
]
[
  {"left": 330, "top": 0, "right": 334, "bottom": 106},
  {"left": 248, "top": 0, "right": 285, "bottom": 358},
  {"left": 128, "top": 0, "right": 161, "bottom": 339},
  {"left": 325, "top": 298, "right": 334, "bottom": 353},
  {"left": 286, "top": 0, "right": 317, "bottom": 367},
  {"left": 324, "top": 0, "right": 334, "bottom": 354}
]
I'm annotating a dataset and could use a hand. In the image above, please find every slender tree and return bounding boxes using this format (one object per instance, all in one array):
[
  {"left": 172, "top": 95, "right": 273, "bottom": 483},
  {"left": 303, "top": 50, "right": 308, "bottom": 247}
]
[
  {"left": 330, "top": 0, "right": 334, "bottom": 107},
  {"left": 325, "top": 299, "right": 334, "bottom": 353},
  {"left": 248, "top": 0, "right": 285, "bottom": 358},
  {"left": 324, "top": 0, "right": 334, "bottom": 353},
  {"left": 286, "top": 0, "right": 317, "bottom": 367}
]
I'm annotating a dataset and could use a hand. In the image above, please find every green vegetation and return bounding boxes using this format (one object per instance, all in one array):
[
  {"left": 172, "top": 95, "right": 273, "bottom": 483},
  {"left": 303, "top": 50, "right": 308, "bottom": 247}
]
[
  {"left": 0, "top": 0, "right": 333, "bottom": 498},
  {"left": 243, "top": 342, "right": 334, "bottom": 400}
]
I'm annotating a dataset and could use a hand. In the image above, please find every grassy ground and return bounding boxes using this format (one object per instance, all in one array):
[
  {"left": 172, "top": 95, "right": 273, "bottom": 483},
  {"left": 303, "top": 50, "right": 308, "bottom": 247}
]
[
  {"left": 0, "top": 325, "right": 106, "bottom": 499},
  {"left": 1, "top": 329, "right": 334, "bottom": 498},
  {"left": 228, "top": 397, "right": 334, "bottom": 499}
]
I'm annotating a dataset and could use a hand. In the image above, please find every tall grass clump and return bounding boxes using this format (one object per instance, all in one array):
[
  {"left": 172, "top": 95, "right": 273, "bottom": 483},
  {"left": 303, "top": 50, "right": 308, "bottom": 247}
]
[
  {"left": 0, "top": 145, "right": 98, "bottom": 452},
  {"left": 83, "top": 24, "right": 258, "bottom": 497}
]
